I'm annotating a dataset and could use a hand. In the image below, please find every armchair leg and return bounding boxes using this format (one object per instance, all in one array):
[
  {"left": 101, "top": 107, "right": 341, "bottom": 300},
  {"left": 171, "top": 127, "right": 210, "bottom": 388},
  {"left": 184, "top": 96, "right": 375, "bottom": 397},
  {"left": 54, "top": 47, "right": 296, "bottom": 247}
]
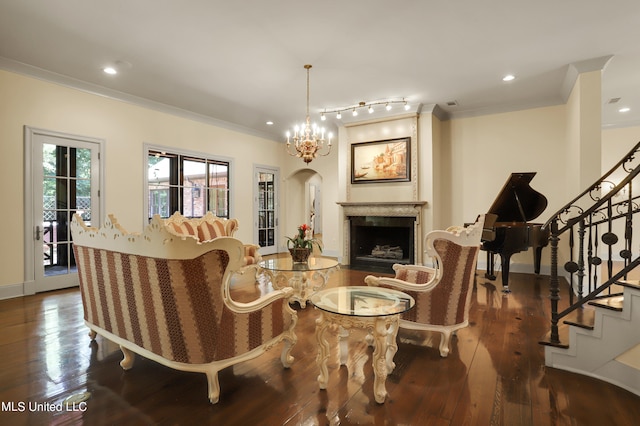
[
  {"left": 438, "top": 331, "right": 452, "bottom": 357},
  {"left": 205, "top": 369, "right": 221, "bottom": 404},
  {"left": 119, "top": 345, "right": 135, "bottom": 369},
  {"left": 280, "top": 334, "right": 296, "bottom": 368}
]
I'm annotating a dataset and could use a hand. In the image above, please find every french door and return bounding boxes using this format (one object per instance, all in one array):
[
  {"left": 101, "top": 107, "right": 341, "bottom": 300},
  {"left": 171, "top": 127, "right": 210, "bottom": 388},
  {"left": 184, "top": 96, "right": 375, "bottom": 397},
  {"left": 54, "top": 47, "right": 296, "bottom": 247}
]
[
  {"left": 254, "top": 166, "right": 279, "bottom": 255},
  {"left": 25, "top": 127, "right": 102, "bottom": 294}
]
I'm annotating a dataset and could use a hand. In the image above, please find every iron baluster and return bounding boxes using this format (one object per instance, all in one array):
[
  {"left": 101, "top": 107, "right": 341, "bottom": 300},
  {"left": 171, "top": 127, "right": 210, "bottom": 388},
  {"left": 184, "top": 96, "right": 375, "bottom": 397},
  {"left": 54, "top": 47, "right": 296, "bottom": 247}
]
[
  {"left": 576, "top": 219, "right": 586, "bottom": 302},
  {"left": 549, "top": 218, "right": 560, "bottom": 345}
]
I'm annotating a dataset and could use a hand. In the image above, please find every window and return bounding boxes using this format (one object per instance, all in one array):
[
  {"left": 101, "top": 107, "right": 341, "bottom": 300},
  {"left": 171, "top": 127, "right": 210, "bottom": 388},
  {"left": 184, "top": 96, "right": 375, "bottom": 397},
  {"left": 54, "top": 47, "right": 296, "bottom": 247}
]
[{"left": 147, "top": 149, "right": 230, "bottom": 219}]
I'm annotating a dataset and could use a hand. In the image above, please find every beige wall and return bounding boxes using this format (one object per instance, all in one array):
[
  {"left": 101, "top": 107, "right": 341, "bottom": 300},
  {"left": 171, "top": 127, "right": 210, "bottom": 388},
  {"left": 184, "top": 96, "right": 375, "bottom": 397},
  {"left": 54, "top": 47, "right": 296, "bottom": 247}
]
[
  {"left": 0, "top": 70, "right": 283, "bottom": 291},
  {"left": 344, "top": 115, "right": 419, "bottom": 203},
  {"left": 3, "top": 67, "right": 639, "bottom": 296},
  {"left": 445, "top": 105, "right": 569, "bottom": 271},
  {"left": 602, "top": 126, "right": 640, "bottom": 168}
]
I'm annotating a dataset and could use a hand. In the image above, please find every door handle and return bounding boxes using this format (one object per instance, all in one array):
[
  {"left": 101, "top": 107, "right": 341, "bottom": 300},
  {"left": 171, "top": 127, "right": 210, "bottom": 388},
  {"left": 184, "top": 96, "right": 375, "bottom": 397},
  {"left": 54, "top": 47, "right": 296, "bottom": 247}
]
[{"left": 35, "top": 225, "right": 41, "bottom": 241}]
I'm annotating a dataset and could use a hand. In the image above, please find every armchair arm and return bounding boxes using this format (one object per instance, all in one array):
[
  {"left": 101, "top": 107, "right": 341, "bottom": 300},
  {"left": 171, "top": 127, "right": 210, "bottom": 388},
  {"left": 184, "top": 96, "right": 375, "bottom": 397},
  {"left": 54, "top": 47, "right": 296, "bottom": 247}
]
[
  {"left": 365, "top": 263, "right": 440, "bottom": 292},
  {"left": 223, "top": 286, "right": 294, "bottom": 314},
  {"left": 243, "top": 243, "right": 262, "bottom": 265}
]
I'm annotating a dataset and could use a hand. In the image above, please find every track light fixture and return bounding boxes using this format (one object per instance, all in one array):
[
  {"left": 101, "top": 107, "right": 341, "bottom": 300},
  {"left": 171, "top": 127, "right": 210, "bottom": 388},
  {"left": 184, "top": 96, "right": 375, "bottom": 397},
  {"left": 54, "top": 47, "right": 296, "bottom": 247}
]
[{"left": 324, "top": 98, "right": 411, "bottom": 119}]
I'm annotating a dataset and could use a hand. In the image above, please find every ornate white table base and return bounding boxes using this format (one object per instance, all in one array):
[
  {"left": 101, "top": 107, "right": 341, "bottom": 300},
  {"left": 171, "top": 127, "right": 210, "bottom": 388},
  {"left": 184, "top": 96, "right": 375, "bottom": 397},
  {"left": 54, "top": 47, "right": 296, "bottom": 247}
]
[
  {"left": 266, "top": 267, "right": 337, "bottom": 308},
  {"left": 315, "top": 311, "right": 400, "bottom": 404}
]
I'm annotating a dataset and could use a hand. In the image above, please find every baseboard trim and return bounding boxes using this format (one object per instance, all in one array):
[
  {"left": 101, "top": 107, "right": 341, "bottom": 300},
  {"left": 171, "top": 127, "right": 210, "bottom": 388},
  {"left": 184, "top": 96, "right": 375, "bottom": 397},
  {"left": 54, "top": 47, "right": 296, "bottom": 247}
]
[{"left": 0, "top": 282, "right": 26, "bottom": 300}]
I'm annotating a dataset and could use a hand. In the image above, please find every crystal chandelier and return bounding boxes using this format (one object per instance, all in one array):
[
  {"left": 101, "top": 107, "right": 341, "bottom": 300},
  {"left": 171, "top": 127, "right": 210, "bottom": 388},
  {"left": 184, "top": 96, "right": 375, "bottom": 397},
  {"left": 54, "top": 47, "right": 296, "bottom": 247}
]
[{"left": 286, "top": 65, "right": 332, "bottom": 164}]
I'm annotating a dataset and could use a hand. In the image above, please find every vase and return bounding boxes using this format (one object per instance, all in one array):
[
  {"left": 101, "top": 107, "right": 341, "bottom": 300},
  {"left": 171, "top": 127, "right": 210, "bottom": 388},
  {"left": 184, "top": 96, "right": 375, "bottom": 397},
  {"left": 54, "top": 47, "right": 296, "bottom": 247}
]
[{"left": 289, "top": 248, "right": 311, "bottom": 263}]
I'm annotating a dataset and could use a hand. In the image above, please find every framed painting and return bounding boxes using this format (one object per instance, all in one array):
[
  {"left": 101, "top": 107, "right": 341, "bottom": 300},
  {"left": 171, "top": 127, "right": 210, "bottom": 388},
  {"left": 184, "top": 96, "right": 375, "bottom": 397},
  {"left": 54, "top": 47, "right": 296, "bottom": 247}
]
[{"left": 351, "top": 137, "right": 411, "bottom": 184}]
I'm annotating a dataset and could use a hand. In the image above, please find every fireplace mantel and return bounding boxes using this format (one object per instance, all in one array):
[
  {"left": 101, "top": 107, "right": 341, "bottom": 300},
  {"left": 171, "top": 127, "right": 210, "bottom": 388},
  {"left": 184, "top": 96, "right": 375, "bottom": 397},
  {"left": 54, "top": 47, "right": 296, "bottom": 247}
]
[{"left": 337, "top": 201, "right": 427, "bottom": 218}]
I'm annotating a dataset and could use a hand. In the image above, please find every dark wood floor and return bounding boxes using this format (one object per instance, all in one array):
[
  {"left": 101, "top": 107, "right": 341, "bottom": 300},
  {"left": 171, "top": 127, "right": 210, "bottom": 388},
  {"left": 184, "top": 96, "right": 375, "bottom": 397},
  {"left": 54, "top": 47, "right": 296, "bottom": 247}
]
[{"left": 1, "top": 267, "right": 639, "bottom": 425}]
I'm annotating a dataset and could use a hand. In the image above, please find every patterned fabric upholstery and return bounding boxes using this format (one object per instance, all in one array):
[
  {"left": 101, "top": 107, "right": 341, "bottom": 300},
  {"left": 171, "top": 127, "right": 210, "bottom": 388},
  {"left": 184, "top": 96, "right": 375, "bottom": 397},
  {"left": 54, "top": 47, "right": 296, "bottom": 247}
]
[
  {"left": 164, "top": 212, "right": 260, "bottom": 265},
  {"left": 400, "top": 239, "right": 478, "bottom": 326},
  {"left": 364, "top": 216, "right": 484, "bottom": 357},
  {"left": 73, "top": 246, "right": 289, "bottom": 364},
  {"left": 395, "top": 267, "right": 433, "bottom": 284},
  {"left": 197, "top": 221, "right": 226, "bottom": 242},
  {"left": 70, "top": 212, "right": 296, "bottom": 403},
  {"left": 168, "top": 221, "right": 198, "bottom": 238}
]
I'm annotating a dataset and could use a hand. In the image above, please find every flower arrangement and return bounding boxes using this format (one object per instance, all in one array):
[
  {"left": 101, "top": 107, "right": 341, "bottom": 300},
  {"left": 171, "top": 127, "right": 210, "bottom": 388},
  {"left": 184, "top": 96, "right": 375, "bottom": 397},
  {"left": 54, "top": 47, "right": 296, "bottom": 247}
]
[{"left": 286, "top": 224, "right": 322, "bottom": 252}]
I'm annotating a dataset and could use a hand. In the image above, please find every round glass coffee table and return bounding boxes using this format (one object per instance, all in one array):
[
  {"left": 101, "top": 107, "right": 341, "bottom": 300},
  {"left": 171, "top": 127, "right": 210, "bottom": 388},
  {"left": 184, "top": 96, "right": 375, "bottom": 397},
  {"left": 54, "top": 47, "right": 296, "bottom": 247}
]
[
  {"left": 310, "top": 286, "right": 415, "bottom": 403},
  {"left": 258, "top": 256, "right": 339, "bottom": 307}
]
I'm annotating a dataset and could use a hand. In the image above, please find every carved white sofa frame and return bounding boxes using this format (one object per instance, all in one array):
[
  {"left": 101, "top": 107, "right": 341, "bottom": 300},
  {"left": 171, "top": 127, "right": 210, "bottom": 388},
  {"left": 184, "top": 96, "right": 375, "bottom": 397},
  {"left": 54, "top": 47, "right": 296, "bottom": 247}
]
[{"left": 70, "top": 213, "right": 297, "bottom": 403}]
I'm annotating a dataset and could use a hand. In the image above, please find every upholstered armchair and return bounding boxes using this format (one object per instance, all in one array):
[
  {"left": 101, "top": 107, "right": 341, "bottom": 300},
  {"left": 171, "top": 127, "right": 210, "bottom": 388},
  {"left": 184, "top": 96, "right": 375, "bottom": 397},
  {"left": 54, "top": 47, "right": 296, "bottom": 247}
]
[{"left": 364, "top": 216, "right": 484, "bottom": 357}]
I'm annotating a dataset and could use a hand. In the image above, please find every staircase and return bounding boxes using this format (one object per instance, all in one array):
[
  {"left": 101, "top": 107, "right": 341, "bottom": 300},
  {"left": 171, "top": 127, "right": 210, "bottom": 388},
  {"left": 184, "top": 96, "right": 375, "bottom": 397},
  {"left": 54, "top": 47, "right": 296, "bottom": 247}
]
[
  {"left": 544, "top": 281, "right": 640, "bottom": 396},
  {"left": 540, "top": 141, "right": 640, "bottom": 397}
]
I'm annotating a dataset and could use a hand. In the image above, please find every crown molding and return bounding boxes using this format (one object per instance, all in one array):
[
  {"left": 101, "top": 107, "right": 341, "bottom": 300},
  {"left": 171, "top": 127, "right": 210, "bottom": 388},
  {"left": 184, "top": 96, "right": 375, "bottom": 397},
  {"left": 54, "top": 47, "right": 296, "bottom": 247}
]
[{"left": 0, "top": 56, "right": 280, "bottom": 142}]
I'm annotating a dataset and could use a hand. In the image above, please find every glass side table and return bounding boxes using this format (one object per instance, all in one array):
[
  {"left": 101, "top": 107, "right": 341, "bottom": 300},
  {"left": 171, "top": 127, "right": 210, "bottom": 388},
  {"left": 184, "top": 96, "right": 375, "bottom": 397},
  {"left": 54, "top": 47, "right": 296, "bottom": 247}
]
[
  {"left": 258, "top": 256, "right": 340, "bottom": 307},
  {"left": 310, "top": 285, "right": 415, "bottom": 403}
]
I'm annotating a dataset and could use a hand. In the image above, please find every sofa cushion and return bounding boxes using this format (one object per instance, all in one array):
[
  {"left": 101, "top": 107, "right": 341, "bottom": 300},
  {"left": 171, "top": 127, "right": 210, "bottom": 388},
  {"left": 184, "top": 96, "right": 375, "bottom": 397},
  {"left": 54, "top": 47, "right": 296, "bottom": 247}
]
[
  {"left": 168, "top": 221, "right": 198, "bottom": 238},
  {"left": 198, "top": 221, "right": 226, "bottom": 242}
]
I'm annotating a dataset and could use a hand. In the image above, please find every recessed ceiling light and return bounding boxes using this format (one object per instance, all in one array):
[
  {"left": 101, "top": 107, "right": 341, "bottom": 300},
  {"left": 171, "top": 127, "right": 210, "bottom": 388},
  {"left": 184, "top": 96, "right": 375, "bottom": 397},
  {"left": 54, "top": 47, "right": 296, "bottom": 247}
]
[
  {"left": 502, "top": 74, "right": 515, "bottom": 82},
  {"left": 266, "top": 121, "right": 274, "bottom": 125},
  {"left": 103, "top": 67, "right": 117, "bottom": 75},
  {"left": 619, "top": 107, "right": 631, "bottom": 113}
]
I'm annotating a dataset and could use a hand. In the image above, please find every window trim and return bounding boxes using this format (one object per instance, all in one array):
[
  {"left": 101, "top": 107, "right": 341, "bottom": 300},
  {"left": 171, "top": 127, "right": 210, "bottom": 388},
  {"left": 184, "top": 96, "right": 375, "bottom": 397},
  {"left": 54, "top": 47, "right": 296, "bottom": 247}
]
[{"left": 143, "top": 143, "right": 234, "bottom": 225}]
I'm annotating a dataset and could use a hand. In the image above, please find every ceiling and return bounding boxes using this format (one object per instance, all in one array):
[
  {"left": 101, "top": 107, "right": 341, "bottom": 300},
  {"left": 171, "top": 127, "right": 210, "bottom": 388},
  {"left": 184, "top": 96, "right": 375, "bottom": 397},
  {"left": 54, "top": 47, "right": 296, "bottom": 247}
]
[{"left": 1, "top": 0, "right": 639, "bottom": 142}]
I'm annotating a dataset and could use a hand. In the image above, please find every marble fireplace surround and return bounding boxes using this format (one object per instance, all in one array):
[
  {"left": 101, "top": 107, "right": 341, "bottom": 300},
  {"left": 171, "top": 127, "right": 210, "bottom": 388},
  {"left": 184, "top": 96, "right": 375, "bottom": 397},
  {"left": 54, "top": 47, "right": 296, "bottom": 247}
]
[{"left": 337, "top": 201, "right": 428, "bottom": 266}]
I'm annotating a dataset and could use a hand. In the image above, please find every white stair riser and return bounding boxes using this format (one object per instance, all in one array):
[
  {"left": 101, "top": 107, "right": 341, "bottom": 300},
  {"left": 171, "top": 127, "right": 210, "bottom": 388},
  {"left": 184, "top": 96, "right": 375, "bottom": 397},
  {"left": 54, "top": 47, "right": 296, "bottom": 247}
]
[{"left": 544, "top": 287, "right": 640, "bottom": 397}]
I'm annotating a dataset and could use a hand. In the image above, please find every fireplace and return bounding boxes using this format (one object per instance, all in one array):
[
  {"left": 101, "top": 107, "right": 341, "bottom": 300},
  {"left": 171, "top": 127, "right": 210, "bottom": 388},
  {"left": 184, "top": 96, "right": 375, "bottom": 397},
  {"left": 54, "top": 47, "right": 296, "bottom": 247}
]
[
  {"left": 338, "top": 201, "right": 427, "bottom": 273},
  {"left": 349, "top": 216, "right": 415, "bottom": 272}
]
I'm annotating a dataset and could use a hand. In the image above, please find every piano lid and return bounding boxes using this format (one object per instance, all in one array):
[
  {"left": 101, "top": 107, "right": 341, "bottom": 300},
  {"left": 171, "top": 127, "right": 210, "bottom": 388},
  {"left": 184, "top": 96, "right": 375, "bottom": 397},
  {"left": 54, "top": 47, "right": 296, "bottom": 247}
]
[{"left": 487, "top": 172, "right": 548, "bottom": 222}]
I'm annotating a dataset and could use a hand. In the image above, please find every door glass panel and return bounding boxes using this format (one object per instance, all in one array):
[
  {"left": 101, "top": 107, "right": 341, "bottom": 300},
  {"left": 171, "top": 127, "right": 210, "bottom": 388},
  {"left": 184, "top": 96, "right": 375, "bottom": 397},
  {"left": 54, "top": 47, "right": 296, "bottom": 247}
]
[
  {"left": 74, "top": 179, "right": 92, "bottom": 221},
  {"left": 258, "top": 172, "right": 276, "bottom": 248},
  {"left": 41, "top": 144, "right": 91, "bottom": 277},
  {"left": 74, "top": 148, "right": 91, "bottom": 179}
]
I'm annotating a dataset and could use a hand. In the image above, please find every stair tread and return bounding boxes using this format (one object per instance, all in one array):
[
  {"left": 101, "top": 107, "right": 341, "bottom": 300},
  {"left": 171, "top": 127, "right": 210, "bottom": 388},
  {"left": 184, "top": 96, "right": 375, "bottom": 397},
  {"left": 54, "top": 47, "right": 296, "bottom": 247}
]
[
  {"left": 539, "top": 323, "right": 570, "bottom": 348},
  {"left": 588, "top": 295, "right": 624, "bottom": 311},
  {"left": 539, "top": 307, "right": 597, "bottom": 348},
  {"left": 563, "top": 306, "right": 596, "bottom": 329},
  {"left": 617, "top": 279, "right": 640, "bottom": 291}
]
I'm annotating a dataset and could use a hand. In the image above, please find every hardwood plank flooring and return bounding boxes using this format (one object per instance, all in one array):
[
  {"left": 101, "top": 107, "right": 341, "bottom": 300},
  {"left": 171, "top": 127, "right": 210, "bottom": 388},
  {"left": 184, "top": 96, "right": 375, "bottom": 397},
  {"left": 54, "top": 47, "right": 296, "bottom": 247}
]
[{"left": 1, "top": 267, "right": 639, "bottom": 425}]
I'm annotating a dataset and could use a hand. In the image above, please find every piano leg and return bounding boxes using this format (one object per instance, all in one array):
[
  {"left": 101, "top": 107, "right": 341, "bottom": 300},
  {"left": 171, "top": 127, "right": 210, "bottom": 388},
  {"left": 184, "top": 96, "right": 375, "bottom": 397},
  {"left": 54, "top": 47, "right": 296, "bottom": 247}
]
[
  {"left": 533, "top": 246, "right": 544, "bottom": 274},
  {"left": 500, "top": 253, "right": 512, "bottom": 293},
  {"left": 485, "top": 251, "right": 497, "bottom": 280}
]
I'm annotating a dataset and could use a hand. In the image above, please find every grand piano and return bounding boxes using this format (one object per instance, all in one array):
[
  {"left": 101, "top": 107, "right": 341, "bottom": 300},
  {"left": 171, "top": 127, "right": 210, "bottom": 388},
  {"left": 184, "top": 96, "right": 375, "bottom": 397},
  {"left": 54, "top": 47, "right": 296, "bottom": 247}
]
[{"left": 481, "top": 172, "right": 550, "bottom": 292}]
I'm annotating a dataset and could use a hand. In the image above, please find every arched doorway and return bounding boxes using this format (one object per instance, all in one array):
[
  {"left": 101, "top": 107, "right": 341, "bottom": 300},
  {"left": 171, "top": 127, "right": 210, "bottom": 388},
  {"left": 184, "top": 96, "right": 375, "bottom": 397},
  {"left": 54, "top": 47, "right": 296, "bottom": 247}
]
[{"left": 285, "top": 169, "right": 323, "bottom": 244}]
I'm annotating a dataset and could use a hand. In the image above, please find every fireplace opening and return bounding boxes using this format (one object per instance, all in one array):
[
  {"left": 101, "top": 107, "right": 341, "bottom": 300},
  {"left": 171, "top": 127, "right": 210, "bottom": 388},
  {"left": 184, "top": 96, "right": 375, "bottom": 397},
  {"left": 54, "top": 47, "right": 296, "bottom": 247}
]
[{"left": 349, "top": 216, "right": 415, "bottom": 273}]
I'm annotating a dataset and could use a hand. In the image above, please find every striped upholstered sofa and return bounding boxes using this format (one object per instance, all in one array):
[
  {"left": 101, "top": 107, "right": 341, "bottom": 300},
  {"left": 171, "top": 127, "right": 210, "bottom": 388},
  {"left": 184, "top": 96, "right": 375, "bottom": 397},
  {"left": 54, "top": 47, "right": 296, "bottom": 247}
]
[{"left": 70, "top": 213, "right": 297, "bottom": 403}]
